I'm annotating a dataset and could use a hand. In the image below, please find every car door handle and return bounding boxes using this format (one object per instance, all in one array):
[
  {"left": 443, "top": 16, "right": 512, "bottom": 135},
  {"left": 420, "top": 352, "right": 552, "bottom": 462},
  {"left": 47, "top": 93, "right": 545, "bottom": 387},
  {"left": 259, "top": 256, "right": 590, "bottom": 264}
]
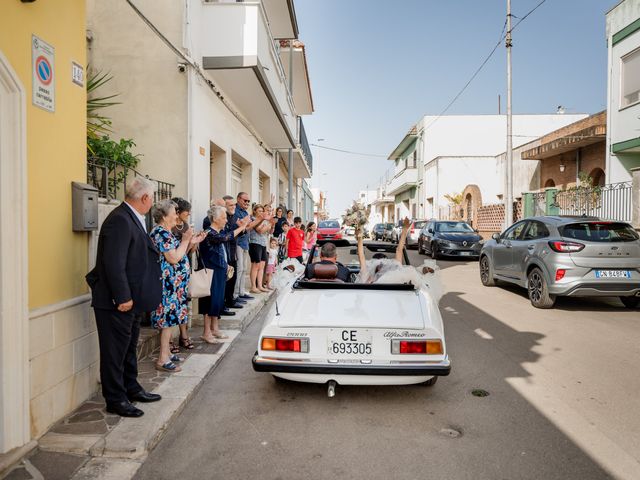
[{"left": 527, "top": 244, "right": 535, "bottom": 250}]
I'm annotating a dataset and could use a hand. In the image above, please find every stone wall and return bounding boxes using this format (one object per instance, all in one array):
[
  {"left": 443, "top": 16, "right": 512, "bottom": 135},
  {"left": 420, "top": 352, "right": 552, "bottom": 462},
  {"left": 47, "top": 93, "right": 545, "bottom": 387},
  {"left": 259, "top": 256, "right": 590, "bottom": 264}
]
[
  {"left": 539, "top": 142, "right": 606, "bottom": 189},
  {"left": 477, "top": 200, "right": 523, "bottom": 238}
]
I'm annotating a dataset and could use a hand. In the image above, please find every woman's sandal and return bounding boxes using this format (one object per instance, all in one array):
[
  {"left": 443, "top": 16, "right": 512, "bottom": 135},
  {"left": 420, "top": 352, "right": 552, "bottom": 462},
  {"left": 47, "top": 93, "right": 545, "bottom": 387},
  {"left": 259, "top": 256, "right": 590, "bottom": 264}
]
[
  {"left": 212, "top": 331, "right": 229, "bottom": 339},
  {"left": 169, "top": 354, "right": 184, "bottom": 363},
  {"left": 169, "top": 342, "right": 180, "bottom": 354},
  {"left": 155, "top": 361, "right": 182, "bottom": 373},
  {"left": 179, "top": 336, "right": 195, "bottom": 350},
  {"left": 200, "top": 335, "right": 220, "bottom": 344}
]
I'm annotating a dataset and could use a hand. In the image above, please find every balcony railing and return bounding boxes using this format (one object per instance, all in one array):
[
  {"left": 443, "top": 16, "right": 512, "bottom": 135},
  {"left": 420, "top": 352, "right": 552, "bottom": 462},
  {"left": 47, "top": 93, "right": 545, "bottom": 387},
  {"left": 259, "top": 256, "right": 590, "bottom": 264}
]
[
  {"left": 298, "top": 118, "right": 313, "bottom": 174},
  {"left": 87, "top": 157, "right": 174, "bottom": 203},
  {"left": 386, "top": 167, "right": 418, "bottom": 196}
]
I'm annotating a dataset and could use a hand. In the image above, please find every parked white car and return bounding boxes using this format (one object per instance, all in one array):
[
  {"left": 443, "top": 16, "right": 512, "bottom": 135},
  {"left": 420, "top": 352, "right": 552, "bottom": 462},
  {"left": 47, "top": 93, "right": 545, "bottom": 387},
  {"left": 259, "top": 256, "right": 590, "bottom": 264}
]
[{"left": 252, "top": 241, "right": 451, "bottom": 395}]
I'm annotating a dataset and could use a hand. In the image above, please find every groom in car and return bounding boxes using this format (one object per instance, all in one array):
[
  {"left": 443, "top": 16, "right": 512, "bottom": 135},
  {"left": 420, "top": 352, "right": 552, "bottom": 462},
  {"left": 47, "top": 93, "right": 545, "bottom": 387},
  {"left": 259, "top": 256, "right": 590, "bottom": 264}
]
[{"left": 304, "top": 242, "right": 351, "bottom": 282}]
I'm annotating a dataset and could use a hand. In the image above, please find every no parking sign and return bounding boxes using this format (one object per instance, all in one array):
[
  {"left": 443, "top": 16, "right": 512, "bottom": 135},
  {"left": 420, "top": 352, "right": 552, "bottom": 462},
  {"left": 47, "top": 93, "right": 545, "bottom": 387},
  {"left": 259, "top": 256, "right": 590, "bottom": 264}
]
[{"left": 32, "top": 35, "right": 55, "bottom": 112}]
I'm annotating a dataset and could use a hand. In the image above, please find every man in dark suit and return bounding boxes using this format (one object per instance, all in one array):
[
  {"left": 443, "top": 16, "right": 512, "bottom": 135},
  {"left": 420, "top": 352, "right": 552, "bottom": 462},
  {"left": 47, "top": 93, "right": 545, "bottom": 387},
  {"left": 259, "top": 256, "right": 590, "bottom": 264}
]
[{"left": 86, "top": 177, "right": 163, "bottom": 417}]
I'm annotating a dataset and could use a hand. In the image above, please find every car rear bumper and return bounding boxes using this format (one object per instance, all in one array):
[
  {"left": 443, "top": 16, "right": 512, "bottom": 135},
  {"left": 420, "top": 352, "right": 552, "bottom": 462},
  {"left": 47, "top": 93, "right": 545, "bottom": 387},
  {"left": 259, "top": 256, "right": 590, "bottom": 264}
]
[
  {"left": 252, "top": 353, "right": 451, "bottom": 376},
  {"left": 552, "top": 282, "right": 640, "bottom": 297}
]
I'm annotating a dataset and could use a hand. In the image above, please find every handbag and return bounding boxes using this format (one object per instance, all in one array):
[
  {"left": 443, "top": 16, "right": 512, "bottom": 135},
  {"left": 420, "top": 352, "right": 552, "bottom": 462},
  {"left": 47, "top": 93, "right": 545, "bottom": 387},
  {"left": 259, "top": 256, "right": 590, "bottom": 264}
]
[{"left": 189, "top": 250, "right": 213, "bottom": 298}]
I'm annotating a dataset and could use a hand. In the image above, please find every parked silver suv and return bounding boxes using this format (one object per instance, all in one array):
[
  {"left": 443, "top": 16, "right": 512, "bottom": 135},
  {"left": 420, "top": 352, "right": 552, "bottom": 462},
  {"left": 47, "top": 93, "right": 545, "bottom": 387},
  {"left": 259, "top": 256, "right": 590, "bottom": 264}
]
[{"left": 479, "top": 216, "right": 640, "bottom": 309}]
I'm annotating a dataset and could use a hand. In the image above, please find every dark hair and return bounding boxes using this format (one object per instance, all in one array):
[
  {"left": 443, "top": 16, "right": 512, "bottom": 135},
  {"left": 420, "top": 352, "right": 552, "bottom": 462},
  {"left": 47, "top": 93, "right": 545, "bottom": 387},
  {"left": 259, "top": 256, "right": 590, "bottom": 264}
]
[
  {"left": 306, "top": 222, "right": 316, "bottom": 231},
  {"left": 171, "top": 197, "right": 191, "bottom": 214},
  {"left": 282, "top": 222, "right": 290, "bottom": 229},
  {"left": 237, "top": 192, "right": 248, "bottom": 200},
  {"left": 372, "top": 253, "right": 388, "bottom": 259},
  {"left": 294, "top": 216, "right": 302, "bottom": 224},
  {"left": 320, "top": 242, "right": 337, "bottom": 258},
  {"left": 287, "top": 210, "right": 294, "bottom": 215},
  {"left": 222, "top": 195, "right": 233, "bottom": 201}
]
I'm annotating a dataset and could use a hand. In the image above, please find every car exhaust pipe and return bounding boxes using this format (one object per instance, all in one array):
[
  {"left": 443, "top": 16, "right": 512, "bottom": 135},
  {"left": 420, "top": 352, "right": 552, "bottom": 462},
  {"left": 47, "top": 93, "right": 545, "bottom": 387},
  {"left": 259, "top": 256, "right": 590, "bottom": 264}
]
[{"left": 327, "top": 380, "right": 337, "bottom": 398}]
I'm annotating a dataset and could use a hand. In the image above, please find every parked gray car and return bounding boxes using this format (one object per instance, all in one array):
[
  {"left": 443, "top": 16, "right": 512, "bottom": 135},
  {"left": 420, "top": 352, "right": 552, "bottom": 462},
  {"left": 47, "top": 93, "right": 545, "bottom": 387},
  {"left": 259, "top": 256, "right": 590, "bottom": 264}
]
[{"left": 479, "top": 216, "right": 640, "bottom": 309}]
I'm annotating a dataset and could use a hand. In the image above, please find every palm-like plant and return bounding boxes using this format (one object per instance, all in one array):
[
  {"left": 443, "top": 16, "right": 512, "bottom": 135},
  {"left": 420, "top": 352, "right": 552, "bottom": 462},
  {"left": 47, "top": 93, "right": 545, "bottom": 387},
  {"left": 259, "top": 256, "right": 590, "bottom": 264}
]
[
  {"left": 87, "top": 67, "right": 120, "bottom": 147},
  {"left": 444, "top": 193, "right": 463, "bottom": 206}
]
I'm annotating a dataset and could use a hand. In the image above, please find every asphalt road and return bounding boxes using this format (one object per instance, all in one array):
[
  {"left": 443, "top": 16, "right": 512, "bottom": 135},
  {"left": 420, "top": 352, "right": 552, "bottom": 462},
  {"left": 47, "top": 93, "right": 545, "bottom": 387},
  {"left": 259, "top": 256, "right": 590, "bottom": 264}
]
[{"left": 135, "top": 250, "right": 639, "bottom": 480}]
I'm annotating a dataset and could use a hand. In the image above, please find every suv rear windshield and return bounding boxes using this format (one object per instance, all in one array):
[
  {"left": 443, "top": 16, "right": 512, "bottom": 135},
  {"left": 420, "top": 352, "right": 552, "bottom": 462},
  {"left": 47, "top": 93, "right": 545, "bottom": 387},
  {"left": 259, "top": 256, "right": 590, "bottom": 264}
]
[{"left": 560, "top": 222, "right": 639, "bottom": 242}]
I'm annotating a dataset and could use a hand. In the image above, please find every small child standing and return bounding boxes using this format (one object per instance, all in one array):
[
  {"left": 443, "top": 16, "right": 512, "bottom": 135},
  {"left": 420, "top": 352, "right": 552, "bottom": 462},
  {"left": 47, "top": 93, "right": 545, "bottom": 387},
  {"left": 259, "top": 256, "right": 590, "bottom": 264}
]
[
  {"left": 278, "top": 222, "right": 290, "bottom": 263},
  {"left": 266, "top": 237, "right": 279, "bottom": 289}
]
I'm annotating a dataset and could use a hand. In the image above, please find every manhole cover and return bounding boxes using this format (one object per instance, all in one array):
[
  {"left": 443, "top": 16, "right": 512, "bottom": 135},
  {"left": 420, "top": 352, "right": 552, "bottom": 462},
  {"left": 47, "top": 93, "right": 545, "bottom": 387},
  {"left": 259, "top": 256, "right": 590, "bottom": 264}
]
[{"left": 471, "top": 389, "right": 490, "bottom": 397}]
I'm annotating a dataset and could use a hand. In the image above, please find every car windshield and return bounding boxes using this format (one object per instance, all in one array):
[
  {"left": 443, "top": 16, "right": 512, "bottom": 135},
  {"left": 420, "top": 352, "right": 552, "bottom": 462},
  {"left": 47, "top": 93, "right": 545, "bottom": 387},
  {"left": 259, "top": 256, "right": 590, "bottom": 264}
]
[
  {"left": 560, "top": 222, "right": 640, "bottom": 242},
  {"left": 319, "top": 220, "right": 340, "bottom": 229},
  {"left": 436, "top": 222, "right": 474, "bottom": 233}
]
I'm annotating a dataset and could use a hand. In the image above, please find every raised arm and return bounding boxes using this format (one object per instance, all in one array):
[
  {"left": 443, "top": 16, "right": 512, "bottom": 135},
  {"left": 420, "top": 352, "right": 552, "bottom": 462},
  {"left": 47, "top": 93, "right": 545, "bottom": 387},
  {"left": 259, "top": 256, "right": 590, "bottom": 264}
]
[
  {"left": 356, "top": 226, "right": 367, "bottom": 276},
  {"left": 395, "top": 217, "right": 411, "bottom": 263}
]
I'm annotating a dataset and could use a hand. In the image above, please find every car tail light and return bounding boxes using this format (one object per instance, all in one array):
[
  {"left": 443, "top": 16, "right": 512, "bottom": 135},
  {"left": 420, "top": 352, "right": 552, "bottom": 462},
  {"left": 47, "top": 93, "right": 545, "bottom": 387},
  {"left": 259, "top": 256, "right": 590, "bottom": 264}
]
[
  {"left": 548, "top": 241, "right": 585, "bottom": 253},
  {"left": 555, "top": 269, "right": 566, "bottom": 281},
  {"left": 261, "top": 337, "right": 309, "bottom": 353},
  {"left": 410, "top": 224, "right": 415, "bottom": 233},
  {"left": 391, "top": 339, "right": 443, "bottom": 355}
]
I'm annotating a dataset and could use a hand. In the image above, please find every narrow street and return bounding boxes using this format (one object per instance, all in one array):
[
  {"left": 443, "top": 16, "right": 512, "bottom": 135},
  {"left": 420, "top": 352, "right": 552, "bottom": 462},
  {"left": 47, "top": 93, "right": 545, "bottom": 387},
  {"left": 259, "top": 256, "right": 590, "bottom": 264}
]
[{"left": 135, "top": 251, "right": 640, "bottom": 480}]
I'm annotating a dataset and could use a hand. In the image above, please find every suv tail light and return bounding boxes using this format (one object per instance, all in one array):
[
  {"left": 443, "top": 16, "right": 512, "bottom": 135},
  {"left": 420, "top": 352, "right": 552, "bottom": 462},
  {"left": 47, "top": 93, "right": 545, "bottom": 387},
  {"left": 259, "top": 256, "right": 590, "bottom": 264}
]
[
  {"left": 548, "top": 241, "right": 585, "bottom": 253},
  {"left": 391, "top": 339, "right": 443, "bottom": 355},
  {"left": 261, "top": 337, "right": 309, "bottom": 353},
  {"left": 410, "top": 224, "right": 415, "bottom": 233}
]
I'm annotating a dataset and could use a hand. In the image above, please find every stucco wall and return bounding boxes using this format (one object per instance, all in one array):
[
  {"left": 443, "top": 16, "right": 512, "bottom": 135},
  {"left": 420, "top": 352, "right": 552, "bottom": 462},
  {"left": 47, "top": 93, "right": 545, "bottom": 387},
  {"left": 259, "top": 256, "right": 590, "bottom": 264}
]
[
  {"left": 86, "top": 0, "right": 189, "bottom": 197},
  {"left": 0, "top": 0, "right": 88, "bottom": 309},
  {"left": 607, "top": 0, "right": 640, "bottom": 183}
]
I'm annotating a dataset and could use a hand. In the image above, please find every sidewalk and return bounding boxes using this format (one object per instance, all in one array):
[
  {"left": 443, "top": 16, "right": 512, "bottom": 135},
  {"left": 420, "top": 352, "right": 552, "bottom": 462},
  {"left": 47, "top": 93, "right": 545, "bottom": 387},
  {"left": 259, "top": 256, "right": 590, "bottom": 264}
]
[{"left": 1, "top": 291, "right": 273, "bottom": 480}]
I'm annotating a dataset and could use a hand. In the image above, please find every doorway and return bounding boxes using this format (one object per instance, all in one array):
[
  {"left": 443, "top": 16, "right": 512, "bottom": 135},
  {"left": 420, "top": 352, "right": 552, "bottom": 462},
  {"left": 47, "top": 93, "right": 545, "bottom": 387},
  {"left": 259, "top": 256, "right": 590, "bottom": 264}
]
[
  {"left": 209, "top": 142, "right": 226, "bottom": 202},
  {"left": 0, "top": 52, "right": 30, "bottom": 453}
]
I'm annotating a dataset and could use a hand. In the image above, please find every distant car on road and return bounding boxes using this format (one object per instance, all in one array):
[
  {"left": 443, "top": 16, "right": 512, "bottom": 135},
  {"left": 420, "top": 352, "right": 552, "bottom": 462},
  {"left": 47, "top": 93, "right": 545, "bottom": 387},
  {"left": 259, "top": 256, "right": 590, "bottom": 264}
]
[
  {"left": 381, "top": 223, "right": 395, "bottom": 242},
  {"left": 391, "top": 220, "right": 427, "bottom": 248},
  {"left": 317, "top": 219, "right": 343, "bottom": 242},
  {"left": 479, "top": 216, "right": 640, "bottom": 309},
  {"left": 371, "top": 223, "right": 386, "bottom": 241},
  {"left": 418, "top": 220, "right": 483, "bottom": 259}
]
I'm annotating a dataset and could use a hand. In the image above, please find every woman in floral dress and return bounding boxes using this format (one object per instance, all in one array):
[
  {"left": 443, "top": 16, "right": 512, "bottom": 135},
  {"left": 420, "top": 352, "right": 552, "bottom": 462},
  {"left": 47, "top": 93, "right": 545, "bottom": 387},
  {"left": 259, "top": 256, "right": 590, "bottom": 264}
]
[{"left": 150, "top": 199, "right": 205, "bottom": 372}]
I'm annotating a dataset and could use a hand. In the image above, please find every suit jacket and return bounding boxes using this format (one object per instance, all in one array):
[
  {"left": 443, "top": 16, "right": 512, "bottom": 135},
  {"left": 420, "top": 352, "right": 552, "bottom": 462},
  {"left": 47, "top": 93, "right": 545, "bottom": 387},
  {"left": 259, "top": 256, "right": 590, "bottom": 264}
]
[{"left": 86, "top": 203, "right": 162, "bottom": 313}]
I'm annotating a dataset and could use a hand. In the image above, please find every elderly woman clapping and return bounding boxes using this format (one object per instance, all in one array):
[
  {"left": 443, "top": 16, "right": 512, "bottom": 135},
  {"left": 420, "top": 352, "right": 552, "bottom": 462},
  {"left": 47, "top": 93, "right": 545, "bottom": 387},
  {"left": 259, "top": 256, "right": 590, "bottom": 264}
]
[
  {"left": 150, "top": 199, "right": 206, "bottom": 372},
  {"left": 199, "top": 205, "right": 250, "bottom": 343}
]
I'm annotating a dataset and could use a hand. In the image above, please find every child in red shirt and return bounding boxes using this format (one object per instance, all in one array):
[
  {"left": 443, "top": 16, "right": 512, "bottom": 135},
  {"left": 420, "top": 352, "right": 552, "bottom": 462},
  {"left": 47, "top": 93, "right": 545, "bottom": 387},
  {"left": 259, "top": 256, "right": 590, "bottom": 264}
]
[{"left": 286, "top": 217, "right": 305, "bottom": 263}]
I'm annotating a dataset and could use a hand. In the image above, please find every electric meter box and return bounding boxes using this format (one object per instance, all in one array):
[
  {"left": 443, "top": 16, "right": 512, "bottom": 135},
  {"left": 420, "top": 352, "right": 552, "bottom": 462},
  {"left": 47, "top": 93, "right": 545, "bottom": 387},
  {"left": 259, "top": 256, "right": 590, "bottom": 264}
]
[{"left": 72, "top": 182, "right": 99, "bottom": 231}]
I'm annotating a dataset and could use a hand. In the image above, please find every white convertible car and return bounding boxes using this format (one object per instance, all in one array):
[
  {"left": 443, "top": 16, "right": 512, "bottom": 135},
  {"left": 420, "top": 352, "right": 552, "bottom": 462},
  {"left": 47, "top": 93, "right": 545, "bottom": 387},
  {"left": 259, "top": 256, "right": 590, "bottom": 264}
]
[{"left": 252, "top": 241, "right": 451, "bottom": 395}]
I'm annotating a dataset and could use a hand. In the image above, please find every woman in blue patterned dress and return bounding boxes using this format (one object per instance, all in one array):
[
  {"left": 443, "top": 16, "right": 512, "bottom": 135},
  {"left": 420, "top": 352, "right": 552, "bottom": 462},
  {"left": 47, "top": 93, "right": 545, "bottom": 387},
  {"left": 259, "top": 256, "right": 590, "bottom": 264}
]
[{"left": 150, "top": 200, "right": 205, "bottom": 372}]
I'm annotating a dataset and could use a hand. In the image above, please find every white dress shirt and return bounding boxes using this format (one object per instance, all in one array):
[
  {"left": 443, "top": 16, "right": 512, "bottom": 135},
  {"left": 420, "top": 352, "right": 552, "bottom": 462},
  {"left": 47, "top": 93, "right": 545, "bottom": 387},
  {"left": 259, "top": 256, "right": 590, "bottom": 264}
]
[{"left": 124, "top": 201, "right": 147, "bottom": 233}]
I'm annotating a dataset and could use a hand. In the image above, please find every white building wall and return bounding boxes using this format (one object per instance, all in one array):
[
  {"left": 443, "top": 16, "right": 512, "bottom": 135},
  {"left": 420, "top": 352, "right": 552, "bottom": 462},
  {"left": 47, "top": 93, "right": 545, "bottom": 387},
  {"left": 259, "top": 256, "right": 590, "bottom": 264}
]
[{"left": 606, "top": 0, "right": 640, "bottom": 183}]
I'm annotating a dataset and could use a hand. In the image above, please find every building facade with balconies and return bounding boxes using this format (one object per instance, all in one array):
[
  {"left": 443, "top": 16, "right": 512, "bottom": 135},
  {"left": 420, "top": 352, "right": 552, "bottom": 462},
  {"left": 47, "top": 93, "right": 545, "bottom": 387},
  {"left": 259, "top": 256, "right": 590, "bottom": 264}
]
[{"left": 87, "top": 0, "right": 314, "bottom": 223}]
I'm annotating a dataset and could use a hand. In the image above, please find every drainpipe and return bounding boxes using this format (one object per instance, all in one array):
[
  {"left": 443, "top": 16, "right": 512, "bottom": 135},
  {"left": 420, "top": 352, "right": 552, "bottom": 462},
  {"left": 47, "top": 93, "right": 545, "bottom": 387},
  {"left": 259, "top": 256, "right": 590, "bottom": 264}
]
[{"left": 287, "top": 41, "right": 294, "bottom": 210}]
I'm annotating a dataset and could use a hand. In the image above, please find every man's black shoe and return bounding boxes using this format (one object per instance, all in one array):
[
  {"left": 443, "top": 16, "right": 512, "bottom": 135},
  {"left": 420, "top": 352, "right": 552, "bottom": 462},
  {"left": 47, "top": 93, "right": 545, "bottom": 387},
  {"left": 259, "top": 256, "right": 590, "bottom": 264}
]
[
  {"left": 239, "top": 294, "right": 255, "bottom": 300},
  {"left": 220, "top": 309, "right": 236, "bottom": 316},
  {"left": 228, "top": 302, "right": 244, "bottom": 309},
  {"left": 106, "top": 401, "right": 144, "bottom": 418},
  {"left": 128, "top": 390, "right": 162, "bottom": 403}
]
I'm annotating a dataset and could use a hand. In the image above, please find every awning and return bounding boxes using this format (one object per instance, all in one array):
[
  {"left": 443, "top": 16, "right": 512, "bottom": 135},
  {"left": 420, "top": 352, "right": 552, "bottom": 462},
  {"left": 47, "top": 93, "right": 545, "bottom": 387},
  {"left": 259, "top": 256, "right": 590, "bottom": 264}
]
[{"left": 521, "top": 125, "right": 606, "bottom": 160}]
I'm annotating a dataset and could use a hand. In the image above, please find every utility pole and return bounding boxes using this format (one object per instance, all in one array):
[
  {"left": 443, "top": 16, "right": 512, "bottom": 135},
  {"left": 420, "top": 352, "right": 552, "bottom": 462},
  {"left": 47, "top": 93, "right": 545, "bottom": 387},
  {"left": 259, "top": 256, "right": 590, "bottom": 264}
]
[
  {"left": 287, "top": 41, "right": 294, "bottom": 211},
  {"left": 504, "top": 0, "right": 514, "bottom": 229}
]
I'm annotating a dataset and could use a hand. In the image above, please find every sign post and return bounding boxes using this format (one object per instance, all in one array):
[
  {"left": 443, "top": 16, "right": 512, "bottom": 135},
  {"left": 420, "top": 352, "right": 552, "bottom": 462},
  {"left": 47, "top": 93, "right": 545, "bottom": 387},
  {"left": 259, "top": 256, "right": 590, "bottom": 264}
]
[{"left": 32, "top": 35, "right": 55, "bottom": 112}]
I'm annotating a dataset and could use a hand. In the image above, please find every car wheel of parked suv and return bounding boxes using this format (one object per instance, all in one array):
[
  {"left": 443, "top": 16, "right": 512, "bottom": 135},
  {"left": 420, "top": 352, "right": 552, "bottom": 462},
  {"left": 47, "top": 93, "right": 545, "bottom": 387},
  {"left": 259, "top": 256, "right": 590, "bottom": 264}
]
[
  {"left": 619, "top": 296, "right": 639, "bottom": 309},
  {"left": 418, "top": 239, "right": 424, "bottom": 255},
  {"left": 527, "top": 267, "right": 556, "bottom": 309},
  {"left": 479, "top": 255, "right": 496, "bottom": 286},
  {"left": 430, "top": 242, "right": 440, "bottom": 260}
]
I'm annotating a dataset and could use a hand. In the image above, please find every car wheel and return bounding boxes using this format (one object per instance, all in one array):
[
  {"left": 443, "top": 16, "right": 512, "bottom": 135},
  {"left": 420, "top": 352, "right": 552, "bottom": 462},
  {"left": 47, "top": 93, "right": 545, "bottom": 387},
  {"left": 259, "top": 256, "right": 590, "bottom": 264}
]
[
  {"left": 620, "top": 296, "right": 640, "bottom": 309},
  {"left": 527, "top": 267, "right": 556, "bottom": 309},
  {"left": 430, "top": 242, "right": 440, "bottom": 260},
  {"left": 418, "top": 240, "right": 424, "bottom": 255},
  {"left": 421, "top": 376, "right": 438, "bottom": 387},
  {"left": 479, "top": 255, "right": 496, "bottom": 286}
]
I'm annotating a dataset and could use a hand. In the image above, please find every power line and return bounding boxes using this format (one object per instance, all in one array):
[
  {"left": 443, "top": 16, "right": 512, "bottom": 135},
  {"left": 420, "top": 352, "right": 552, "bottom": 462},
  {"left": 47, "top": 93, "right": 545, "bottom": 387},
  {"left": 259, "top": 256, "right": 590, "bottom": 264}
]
[
  {"left": 424, "top": 0, "right": 548, "bottom": 132},
  {"left": 310, "top": 143, "right": 389, "bottom": 158}
]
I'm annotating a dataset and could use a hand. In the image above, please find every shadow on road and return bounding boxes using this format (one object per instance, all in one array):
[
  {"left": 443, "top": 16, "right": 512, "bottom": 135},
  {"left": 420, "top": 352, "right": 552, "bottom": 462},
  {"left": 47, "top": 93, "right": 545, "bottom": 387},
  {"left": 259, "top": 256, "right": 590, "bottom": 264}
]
[{"left": 134, "top": 287, "right": 615, "bottom": 480}]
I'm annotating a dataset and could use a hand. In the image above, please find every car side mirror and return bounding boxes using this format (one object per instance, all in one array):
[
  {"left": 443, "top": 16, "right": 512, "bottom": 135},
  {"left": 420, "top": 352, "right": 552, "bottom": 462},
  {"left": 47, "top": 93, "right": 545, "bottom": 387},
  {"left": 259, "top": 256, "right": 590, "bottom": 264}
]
[
  {"left": 491, "top": 232, "right": 501, "bottom": 242},
  {"left": 428, "top": 228, "right": 434, "bottom": 234}
]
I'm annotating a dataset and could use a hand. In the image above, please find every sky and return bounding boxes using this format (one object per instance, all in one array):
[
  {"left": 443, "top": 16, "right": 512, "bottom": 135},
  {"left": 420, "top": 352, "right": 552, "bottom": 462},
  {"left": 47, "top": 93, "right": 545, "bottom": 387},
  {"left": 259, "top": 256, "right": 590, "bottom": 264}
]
[{"left": 295, "top": 0, "right": 615, "bottom": 218}]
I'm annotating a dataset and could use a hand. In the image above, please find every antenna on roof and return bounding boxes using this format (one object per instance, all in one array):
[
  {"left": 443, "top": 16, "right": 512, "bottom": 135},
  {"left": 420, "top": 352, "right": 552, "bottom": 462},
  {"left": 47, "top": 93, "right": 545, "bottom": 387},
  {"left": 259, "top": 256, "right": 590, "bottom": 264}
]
[{"left": 557, "top": 105, "right": 566, "bottom": 114}]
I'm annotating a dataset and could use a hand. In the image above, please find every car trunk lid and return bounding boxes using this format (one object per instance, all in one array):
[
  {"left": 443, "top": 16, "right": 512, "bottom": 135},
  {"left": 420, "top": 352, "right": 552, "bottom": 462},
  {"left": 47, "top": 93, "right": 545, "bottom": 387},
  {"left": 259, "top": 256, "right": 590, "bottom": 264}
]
[
  {"left": 277, "top": 290, "right": 425, "bottom": 329},
  {"left": 559, "top": 221, "right": 640, "bottom": 269}
]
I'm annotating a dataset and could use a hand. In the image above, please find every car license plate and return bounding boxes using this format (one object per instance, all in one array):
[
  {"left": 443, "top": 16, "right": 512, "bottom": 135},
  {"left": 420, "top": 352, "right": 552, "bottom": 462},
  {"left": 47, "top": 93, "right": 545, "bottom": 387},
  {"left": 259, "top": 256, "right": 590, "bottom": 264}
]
[
  {"left": 459, "top": 251, "right": 472, "bottom": 256},
  {"left": 328, "top": 329, "right": 372, "bottom": 356},
  {"left": 595, "top": 270, "right": 631, "bottom": 279}
]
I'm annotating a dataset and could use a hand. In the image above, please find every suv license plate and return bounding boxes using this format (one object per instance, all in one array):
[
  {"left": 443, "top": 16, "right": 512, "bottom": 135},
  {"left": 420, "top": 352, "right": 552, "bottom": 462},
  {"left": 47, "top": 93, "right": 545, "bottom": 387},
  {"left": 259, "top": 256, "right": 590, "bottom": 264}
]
[
  {"left": 595, "top": 270, "right": 631, "bottom": 279},
  {"left": 328, "top": 329, "right": 372, "bottom": 356}
]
